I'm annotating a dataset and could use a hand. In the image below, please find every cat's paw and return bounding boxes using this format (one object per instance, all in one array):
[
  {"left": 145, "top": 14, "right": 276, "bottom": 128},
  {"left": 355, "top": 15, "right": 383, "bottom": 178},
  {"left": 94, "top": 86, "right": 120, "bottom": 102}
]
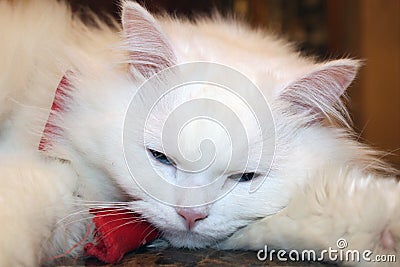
[{"left": 0, "top": 153, "right": 79, "bottom": 266}]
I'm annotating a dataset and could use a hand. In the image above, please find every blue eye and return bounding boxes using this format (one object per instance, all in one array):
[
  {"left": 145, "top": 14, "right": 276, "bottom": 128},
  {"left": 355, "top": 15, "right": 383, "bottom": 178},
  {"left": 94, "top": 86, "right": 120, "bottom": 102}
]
[
  {"left": 238, "top": 172, "right": 256, "bottom": 182},
  {"left": 148, "top": 149, "right": 173, "bottom": 165},
  {"left": 229, "top": 172, "right": 258, "bottom": 182}
]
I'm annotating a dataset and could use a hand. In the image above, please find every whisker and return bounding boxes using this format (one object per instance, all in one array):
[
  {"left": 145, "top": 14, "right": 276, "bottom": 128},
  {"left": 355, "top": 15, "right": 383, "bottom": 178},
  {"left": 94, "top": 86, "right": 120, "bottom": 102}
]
[
  {"left": 56, "top": 208, "right": 92, "bottom": 225},
  {"left": 43, "top": 221, "right": 94, "bottom": 262},
  {"left": 56, "top": 205, "right": 132, "bottom": 225},
  {"left": 58, "top": 208, "right": 144, "bottom": 228},
  {"left": 356, "top": 119, "right": 370, "bottom": 142},
  {"left": 141, "top": 225, "right": 161, "bottom": 241},
  {"left": 362, "top": 147, "right": 400, "bottom": 172},
  {"left": 8, "top": 97, "right": 49, "bottom": 111},
  {"left": 73, "top": 200, "right": 129, "bottom": 205}
]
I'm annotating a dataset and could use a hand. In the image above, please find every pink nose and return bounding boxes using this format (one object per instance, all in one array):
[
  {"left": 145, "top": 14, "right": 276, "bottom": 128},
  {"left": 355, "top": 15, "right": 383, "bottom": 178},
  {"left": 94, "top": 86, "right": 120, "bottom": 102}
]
[{"left": 176, "top": 208, "right": 208, "bottom": 230}]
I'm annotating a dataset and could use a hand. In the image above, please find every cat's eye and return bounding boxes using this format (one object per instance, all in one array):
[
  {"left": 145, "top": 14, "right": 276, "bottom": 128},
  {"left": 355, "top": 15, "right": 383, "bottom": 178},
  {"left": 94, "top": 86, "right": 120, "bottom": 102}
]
[
  {"left": 229, "top": 172, "right": 258, "bottom": 182},
  {"left": 148, "top": 149, "right": 173, "bottom": 165}
]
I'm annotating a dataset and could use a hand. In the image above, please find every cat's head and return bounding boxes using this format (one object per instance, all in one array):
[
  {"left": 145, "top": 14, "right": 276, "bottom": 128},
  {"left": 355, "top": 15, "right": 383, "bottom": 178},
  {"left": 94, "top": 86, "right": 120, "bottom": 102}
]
[{"left": 57, "top": 2, "right": 359, "bottom": 248}]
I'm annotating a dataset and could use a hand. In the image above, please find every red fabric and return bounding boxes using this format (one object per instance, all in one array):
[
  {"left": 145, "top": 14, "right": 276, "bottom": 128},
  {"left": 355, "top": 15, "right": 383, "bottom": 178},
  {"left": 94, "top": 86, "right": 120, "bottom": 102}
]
[
  {"left": 38, "top": 74, "right": 70, "bottom": 151},
  {"left": 84, "top": 208, "right": 160, "bottom": 263}
]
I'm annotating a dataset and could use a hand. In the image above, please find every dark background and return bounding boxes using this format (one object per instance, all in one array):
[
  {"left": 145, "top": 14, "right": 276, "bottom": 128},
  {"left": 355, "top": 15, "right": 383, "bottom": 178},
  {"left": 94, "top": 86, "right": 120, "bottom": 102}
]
[{"left": 68, "top": 0, "right": 400, "bottom": 168}]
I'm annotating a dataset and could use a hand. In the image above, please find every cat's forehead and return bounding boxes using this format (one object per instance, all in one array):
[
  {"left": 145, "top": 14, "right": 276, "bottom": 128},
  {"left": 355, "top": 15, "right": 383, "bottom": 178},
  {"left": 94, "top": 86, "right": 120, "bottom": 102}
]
[
  {"left": 160, "top": 18, "right": 314, "bottom": 88},
  {"left": 144, "top": 83, "right": 265, "bottom": 167}
]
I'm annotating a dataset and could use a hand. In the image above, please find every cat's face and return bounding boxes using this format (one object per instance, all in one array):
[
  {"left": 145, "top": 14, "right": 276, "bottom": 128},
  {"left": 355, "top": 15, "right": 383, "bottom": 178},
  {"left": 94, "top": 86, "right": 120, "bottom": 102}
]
[
  {"left": 122, "top": 74, "right": 281, "bottom": 248},
  {"left": 60, "top": 2, "right": 359, "bottom": 248}
]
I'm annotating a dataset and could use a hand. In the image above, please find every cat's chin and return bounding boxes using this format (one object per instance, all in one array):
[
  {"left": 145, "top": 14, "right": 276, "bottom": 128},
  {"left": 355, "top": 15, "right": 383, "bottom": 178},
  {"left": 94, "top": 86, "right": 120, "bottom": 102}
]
[{"left": 162, "top": 230, "right": 217, "bottom": 249}]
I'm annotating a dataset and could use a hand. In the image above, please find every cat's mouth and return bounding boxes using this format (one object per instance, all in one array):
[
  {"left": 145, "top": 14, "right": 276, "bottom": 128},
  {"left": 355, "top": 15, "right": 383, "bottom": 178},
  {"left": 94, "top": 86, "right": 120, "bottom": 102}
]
[
  {"left": 161, "top": 229, "right": 218, "bottom": 249},
  {"left": 157, "top": 221, "right": 247, "bottom": 249}
]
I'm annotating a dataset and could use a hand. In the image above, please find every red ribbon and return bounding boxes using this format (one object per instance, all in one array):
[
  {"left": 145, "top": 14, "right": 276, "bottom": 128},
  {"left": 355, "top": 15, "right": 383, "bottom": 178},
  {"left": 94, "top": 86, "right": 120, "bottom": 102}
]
[
  {"left": 84, "top": 208, "right": 160, "bottom": 263},
  {"left": 38, "top": 74, "right": 70, "bottom": 151}
]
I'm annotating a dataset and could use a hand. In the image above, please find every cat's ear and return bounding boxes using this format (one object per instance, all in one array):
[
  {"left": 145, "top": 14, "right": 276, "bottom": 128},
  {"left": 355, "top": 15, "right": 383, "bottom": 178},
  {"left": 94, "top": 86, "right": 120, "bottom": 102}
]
[
  {"left": 279, "top": 59, "right": 360, "bottom": 124},
  {"left": 121, "top": 2, "right": 176, "bottom": 78}
]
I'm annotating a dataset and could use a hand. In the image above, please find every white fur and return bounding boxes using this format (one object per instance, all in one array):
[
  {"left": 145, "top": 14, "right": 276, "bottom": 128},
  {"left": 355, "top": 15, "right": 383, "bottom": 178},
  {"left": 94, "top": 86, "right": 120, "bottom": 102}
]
[{"left": 0, "top": 1, "right": 398, "bottom": 266}]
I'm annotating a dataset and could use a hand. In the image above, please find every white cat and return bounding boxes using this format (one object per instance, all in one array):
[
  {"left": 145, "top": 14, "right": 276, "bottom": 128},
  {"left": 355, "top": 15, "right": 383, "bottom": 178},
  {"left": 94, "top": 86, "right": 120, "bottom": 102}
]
[{"left": 0, "top": 1, "right": 398, "bottom": 266}]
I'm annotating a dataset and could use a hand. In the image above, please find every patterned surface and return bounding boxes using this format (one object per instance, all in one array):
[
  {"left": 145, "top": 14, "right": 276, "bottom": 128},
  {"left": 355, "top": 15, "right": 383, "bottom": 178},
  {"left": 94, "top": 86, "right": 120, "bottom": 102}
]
[{"left": 86, "top": 247, "right": 338, "bottom": 267}]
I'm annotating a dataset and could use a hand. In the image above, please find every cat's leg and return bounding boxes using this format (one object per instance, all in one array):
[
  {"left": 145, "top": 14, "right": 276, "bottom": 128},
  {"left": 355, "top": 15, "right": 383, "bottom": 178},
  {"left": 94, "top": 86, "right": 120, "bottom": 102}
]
[
  {"left": 0, "top": 153, "right": 82, "bottom": 266},
  {"left": 220, "top": 168, "right": 400, "bottom": 266}
]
